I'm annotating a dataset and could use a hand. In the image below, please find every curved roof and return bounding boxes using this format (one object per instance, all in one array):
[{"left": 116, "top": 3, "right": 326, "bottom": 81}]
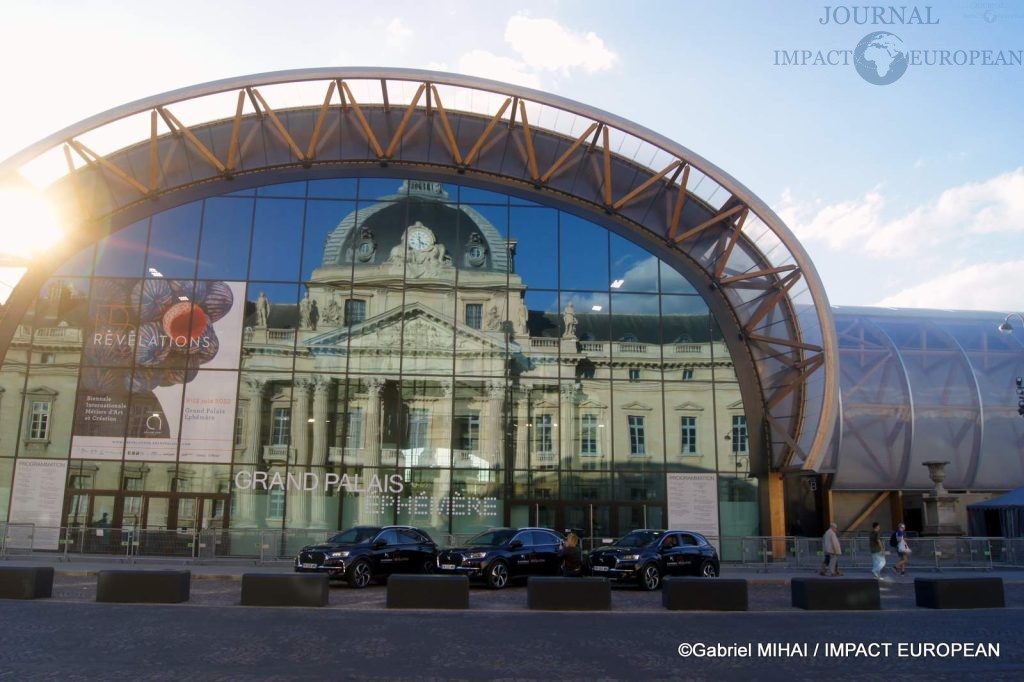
[
  {"left": 826, "top": 306, "right": 1024, "bottom": 490},
  {"left": 0, "top": 67, "right": 838, "bottom": 472}
]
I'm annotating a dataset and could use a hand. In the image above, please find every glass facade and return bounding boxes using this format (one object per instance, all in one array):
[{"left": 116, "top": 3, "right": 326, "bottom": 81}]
[{"left": 0, "top": 176, "right": 755, "bottom": 543}]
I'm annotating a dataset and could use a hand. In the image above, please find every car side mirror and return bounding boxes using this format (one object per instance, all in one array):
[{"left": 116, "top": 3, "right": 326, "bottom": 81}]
[
  {"left": 509, "top": 540, "right": 523, "bottom": 549},
  {"left": 373, "top": 539, "right": 387, "bottom": 549}
]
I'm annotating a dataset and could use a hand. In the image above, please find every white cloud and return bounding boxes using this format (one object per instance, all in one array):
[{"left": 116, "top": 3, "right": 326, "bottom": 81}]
[
  {"left": 876, "top": 260, "right": 1024, "bottom": 310},
  {"left": 385, "top": 18, "right": 413, "bottom": 48},
  {"left": 504, "top": 15, "right": 618, "bottom": 75},
  {"left": 868, "top": 168, "right": 1024, "bottom": 255},
  {"left": 777, "top": 168, "right": 1024, "bottom": 257},
  {"left": 456, "top": 50, "right": 541, "bottom": 89},
  {"left": 775, "top": 187, "right": 885, "bottom": 250}
]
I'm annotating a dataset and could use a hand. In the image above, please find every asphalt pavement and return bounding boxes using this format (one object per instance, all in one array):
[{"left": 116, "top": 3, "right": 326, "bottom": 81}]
[{"left": 2, "top": 556, "right": 1024, "bottom": 681}]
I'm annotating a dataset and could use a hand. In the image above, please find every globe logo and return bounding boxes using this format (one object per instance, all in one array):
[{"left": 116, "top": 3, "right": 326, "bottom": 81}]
[{"left": 854, "top": 32, "right": 908, "bottom": 85}]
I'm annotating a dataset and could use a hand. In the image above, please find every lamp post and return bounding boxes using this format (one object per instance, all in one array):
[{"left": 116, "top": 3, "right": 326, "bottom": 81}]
[
  {"left": 997, "top": 312, "right": 1024, "bottom": 334},
  {"left": 997, "top": 313, "right": 1024, "bottom": 417}
]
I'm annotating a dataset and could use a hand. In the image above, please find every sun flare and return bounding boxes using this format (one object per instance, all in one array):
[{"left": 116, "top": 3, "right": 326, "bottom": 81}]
[{"left": 0, "top": 185, "right": 65, "bottom": 263}]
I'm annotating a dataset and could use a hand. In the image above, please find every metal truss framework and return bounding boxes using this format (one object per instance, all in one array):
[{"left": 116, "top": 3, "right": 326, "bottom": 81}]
[
  {"left": 0, "top": 68, "right": 838, "bottom": 472},
  {"left": 829, "top": 312, "right": 1024, "bottom": 490}
]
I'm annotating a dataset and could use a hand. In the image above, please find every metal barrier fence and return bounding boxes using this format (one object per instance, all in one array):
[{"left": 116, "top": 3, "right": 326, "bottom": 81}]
[{"left": 3, "top": 524, "right": 1024, "bottom": 570}]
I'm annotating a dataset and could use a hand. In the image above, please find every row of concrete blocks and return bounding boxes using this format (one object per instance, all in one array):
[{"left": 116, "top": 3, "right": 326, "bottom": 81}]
[{"left": 0, "top": 567, "right": 1007, "bottom": 610}]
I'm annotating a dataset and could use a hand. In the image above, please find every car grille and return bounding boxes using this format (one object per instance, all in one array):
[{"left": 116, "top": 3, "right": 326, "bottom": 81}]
[
  {"left": 438, "top": 552, "right": 464, "bottom": 567},
  {"left": 299, "top": 550, "right": 326, "bottom": 566},
  {"left": 592, "top": 555, "right": 617, "bottom": 569}
]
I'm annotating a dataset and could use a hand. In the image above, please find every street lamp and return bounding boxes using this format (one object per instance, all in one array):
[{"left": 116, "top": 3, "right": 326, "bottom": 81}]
[
  {"left": 997, "top": 314, "right": 1024, "bottom": 417},
  {"left": 998, "top": 312, "right": 1024, "bottom": 334}
]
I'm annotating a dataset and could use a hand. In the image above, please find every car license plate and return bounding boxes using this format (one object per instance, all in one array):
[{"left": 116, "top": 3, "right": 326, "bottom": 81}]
[
  {"left": 300, "top": 563, "right": 318, "bottom": 569},
  {"left": 592, "top": 565, "right": 609, "bottom": 572},
  {"left": 441, "top": 564, "right": 456, "bottom": 571}
]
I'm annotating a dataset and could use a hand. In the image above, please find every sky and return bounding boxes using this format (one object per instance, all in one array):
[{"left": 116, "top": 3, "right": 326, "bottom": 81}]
[{"left": 0, "top": 0, "right": 1022, "bottom": 311}]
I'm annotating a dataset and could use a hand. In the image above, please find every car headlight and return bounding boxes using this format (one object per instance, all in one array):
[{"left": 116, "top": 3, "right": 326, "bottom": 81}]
[
  {"left": 329, "top": 551, "right": 350, "bottom": 558},
  {"left": 467, "top": 551, "right": 488, "bottom": 559},
  {"left": 621, "top": 554, "right": 640, "bottom": 561}
]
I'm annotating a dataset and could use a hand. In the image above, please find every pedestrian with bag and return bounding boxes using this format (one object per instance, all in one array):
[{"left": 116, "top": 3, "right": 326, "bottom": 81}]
[
  {"left": 892, "top": 522, "right": 911, "bottom": 576},
  {"left": 869, "top": 521, "right": 886, "bottom": 579},
  {"left": 820, "top": 522, "right": 842, "bottom": 576}
]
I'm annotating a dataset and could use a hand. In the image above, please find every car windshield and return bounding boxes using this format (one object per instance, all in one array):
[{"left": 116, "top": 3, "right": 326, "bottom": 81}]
[
  {"left": 326, "top": 527, "right": 381, "bottom": 544},
  {"left": 466, "top": 529, "right": 517, "bottom": 547},
  {"left": 613, "top": 531, "right": 661, "bottom": 548}
]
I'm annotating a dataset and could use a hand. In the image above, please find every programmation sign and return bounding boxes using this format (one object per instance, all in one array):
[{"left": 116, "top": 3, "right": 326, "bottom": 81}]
[
  {"left": 7, "top": 458, "right": 68, "bottom": 550},
  {"left": 666, "top": 472, "right": 720, "bottom": 544},
  {"left": 70, "top": 279, "right": 244, "bottom": 462}
]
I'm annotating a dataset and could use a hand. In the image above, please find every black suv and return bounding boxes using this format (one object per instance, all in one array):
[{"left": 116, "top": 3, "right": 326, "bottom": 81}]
[
  {"left": 294, "top": 525, "right": 438, "bottom": 588},
  {"left": 436, "top": 527, "right": 565, "bottom": 589},
  {"left": 588, "top": 529, "right": 720, "bottom": 590}
]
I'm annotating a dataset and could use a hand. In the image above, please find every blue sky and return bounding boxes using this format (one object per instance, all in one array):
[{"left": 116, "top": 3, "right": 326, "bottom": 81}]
[{"left": 0, "top": 0, "right": 1021, "bottom": 310}]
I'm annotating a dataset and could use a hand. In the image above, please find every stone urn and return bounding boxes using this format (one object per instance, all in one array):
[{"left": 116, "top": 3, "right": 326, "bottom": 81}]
[
  {"left": 921, "top": 460, "right": 960, "bottom": 536},
  {"left": 922, "top": 460, "right": 950, "bottom": 496}
]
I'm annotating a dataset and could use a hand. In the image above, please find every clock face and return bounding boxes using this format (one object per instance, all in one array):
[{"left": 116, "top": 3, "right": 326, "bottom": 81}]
[
  {"left": 407, "top": 227, "right": 434, "bottom": 251},
  {"left": 467, "top": 244, "right": 486, "bottom": 267}
]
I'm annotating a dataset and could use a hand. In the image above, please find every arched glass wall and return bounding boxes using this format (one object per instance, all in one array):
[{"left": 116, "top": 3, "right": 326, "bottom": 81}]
[
  {"left": 0, "top": 177, "right": 755, "bottom": 544},
  {"left": 827, "top": 307, "right": 1024, "bottom": 491}
]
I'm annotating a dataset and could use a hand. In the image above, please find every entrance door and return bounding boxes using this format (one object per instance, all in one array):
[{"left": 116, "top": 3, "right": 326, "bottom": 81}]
[
  {"left": 65, "top": 491, "right": 119, "bottom": 554},
  {"left": 128, "top": 493, "right": 230, "bottom": 557},
  {"left": 509, "top": 502, "right": 557, "bottom": 529}
]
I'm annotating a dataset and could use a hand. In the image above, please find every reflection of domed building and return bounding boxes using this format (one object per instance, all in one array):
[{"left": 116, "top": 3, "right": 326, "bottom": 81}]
[
  {"left": 1, "top": 70, "right": 1022, "bottom": 559},
  {"left": 232, "top": 178, "right": 749, "bottom": 539}
]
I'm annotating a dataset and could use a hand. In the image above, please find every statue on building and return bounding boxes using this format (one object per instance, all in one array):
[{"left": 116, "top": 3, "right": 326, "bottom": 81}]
[
  {"left": 299, "top": 292, "right": 313, "bottom": 330},
  {"left": 308, "top": 300, "right": 319, "bottom": 331},
  {"left": 256, "top": 292, "right": 271, "bottom": 328},
  {"left": 511, "top": 295, "right": 529, "bottom": 337},
  {"left": 485, "top": 304, "right": 502, "bottom": 331},
  {"left": 323, "top": 295, "right": 342, "bottom": 326},
  {"left": 562, "top": 302, "right": 578, "bottom": 339}
]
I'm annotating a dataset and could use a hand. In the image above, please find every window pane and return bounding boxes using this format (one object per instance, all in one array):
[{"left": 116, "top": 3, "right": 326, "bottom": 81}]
[
  {"left": 249, "top": 199, "right": 304, "bottom": 281},
  {"left": 94, "top": 219, "right": 149, "bottom": 278},
  {"left": 55, "top": 244, "right": 95, "bottom": 277},
  {"left": 198, "top": 197, "right": 253, "bottom": 280},
  {"left": 560, "top": 214, "right": 608, "bottom": 291},
  {"left": 511, "top": 206, "right": 557, "bottom": 289},
  {"left": 610, "top": 235, "right": 658, "bottom": 293},
  {"left": 302, "top": 200, "right": 356, "bottom": 280},
  {"left": 146, "top": 202, "right": 201, "bottom": 279}
]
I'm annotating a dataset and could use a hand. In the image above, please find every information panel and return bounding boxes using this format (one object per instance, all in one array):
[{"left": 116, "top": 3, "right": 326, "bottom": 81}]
[
  {"left": 8, "top": 458, "right": 68, "bottom": 551},
  {"left": 666, "top": 472, "right": 720, "bottom": 544}
]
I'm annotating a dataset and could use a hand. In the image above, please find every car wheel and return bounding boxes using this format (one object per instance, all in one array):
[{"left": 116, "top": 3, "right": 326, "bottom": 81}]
[
  {"left": 486, "top": 560, "right": 510, "bottom": 589},
  {"left": 639, "top": 563, "right": 661, "bottom": 591},
  {"left": 347, "top": 560, "right": 373, "bottom": 589},
  {"left": 421, "top": 557, "right": 436, "bottom": 575},
  {"left": 699, "top": 560, "right": 719, "bottom": 578}
]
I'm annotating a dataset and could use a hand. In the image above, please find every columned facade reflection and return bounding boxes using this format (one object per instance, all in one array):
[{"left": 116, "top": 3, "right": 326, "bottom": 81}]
[{"left": 0, "top": 177, "right": 755, "bottom": 543}]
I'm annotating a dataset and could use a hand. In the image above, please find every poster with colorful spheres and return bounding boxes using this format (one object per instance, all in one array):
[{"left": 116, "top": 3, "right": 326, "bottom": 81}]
[{"left": 70, "top": 279, "right": 245, "bottom": 463}]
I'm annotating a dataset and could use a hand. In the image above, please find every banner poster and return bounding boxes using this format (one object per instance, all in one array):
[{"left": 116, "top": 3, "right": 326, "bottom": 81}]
[
  {"left": 179, "top": 370, "right": 240, "bottom": 463},
  {"left": 71, "top": 279, "right": 245, "bottom": 461},
  {"left": 666, "top": 472, "right": 721, "bottom": 547},
  {"left": 7, "top": 458, "right": 68, "bottom": 550}
]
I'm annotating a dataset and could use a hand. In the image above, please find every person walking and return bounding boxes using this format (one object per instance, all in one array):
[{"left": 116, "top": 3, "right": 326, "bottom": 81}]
[
  {"left": 869, "top": 521, "right": 886, "bottom": 579},
  {"left": 562, "top": 530, "right": 584, "bottom": 577},
  {"left": 820, "top": 522, "right": 842, "bottom": 576},
  {"left": 893, "top": 522, "right": 911, "bottom": 576}
]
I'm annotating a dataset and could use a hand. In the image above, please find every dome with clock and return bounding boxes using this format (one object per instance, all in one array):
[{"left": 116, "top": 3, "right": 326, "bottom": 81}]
[{"left": 318, "top": 180, "right": 510, "bottom": 275}]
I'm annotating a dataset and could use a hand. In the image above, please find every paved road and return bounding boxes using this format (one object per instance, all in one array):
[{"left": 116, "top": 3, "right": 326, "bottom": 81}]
[{"left": 3, "top": 574, "right": 1024, "bottom": 681}]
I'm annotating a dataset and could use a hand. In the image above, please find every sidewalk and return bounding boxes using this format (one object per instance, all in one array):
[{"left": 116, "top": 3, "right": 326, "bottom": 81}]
[{"left": 5, "top": 552, "right": 1024, "bottom": 583}]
